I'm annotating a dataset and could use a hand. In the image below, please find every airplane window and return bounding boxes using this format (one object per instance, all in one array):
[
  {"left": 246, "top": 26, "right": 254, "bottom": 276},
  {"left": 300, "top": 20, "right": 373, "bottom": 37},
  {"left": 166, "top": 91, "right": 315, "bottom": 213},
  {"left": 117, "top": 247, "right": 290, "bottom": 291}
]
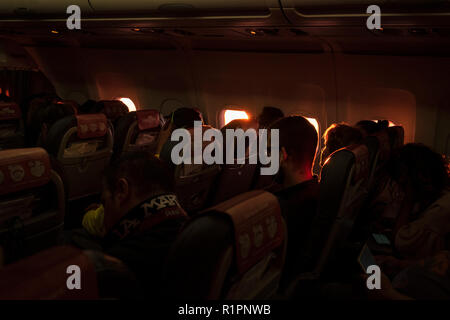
[
  {"left": 223, "top": 109, "right": 249, "bottom": 126},
  {"left": 117, "top": 97, "right": 136, "bottom": 112}
]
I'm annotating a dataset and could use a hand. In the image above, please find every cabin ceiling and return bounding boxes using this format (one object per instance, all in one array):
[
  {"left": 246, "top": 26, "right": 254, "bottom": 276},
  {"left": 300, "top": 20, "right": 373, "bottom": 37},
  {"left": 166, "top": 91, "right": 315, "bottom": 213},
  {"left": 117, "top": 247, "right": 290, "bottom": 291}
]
[{"left": 0, "top": 1, "right": 449, "bottom": 55}]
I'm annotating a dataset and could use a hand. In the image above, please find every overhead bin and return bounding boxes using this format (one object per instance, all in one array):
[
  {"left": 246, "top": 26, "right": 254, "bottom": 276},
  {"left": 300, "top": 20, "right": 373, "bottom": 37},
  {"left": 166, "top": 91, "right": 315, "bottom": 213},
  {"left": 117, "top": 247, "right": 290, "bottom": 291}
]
[
  {"left": 0, "top": 1, "right": 93, "bottom": 18},
  {"left": 89, "top": 0, "right": 278, "bottom": 16},
  {"left": 281, "top": 0, "right": 450, "bottom": 26}
]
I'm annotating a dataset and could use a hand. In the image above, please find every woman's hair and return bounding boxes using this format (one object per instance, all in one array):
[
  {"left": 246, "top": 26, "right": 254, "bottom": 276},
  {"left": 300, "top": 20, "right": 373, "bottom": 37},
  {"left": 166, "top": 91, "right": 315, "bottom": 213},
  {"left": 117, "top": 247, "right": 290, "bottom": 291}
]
[{"left": 323, "top": 123, "right": 363, "bottom": 154}]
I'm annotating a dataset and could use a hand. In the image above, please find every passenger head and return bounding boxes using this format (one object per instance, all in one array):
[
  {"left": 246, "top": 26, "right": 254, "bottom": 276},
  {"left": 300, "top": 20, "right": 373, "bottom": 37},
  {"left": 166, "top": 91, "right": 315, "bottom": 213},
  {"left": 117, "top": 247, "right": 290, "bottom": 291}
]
[
  {"left": 320, "top": 123, "right": 363, "bottom": 167},
  {"left": 355, "top": 120, "right": 389, "bottom": 138},
  {"left": 270, "top": 116, "right": 318, "bottom": 186},
  {"left": 79, "top": 99, "right": 97, "bottom": 114},
  {"left": 37, "top": 102, "right": 75, "bottom": 145},
  {"left": 102, "top": 152, "right": 175, "bottom": 232},
  {"left": 258, "top": 106, "right": 284, "bottom": 129},
  {"left": 171, "top": 107, "right": 203, "bottom": 130},
  {"left": 389, "top": 143, "right": 449, "bottom": 209}
]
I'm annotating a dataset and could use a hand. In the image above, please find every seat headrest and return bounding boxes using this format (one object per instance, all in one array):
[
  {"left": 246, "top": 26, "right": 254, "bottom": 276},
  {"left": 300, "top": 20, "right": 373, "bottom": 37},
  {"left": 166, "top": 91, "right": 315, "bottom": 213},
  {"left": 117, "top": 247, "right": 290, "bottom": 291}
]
[
  {"left": 99, "top": 100, "right": 129, "bottom": 120},
  {"left": 136, "top": 109, "right": 160, "bottom": 131},
  {"left": 0, "top": 246, "right": 98, "bottom": 299},
  {"left": 0, "top": 102, "right": 21, "bottom": 120},
  {"left": 205, "top": 190, "right": 284, "bottom": 275},
  {"left": 345, "top": 144, "right": 370, "bottom": 183},
  {"left": 76, "top": 114, "right": 108, "bottom": 139},
  {"left": 0, "top": 148, "right": 51, "bottom": 196}
]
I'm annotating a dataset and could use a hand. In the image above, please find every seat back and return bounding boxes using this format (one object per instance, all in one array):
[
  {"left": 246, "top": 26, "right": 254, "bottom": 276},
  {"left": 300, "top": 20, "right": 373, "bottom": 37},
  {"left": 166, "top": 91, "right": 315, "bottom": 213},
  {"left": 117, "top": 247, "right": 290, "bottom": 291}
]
[
  {"left": 163, "top": 190, "right": 286, "bottom": 300},
  {"left": 387, "top": 126, "right": 405, "bottom": 150},
  {"left": 161, "top": 124, "right": 221, "bottom": 214},
  {"left": 0, "top": 246, "right": 98, "bottom": 299},
  {"left": 308, "top": 144, "right": 370, "bottom": 276},
  {"left": 0, "top": 148, "right": 65, "bottom": 263},
  {"left": 45, "top": 114, "right": 113, "bottom": 201},
  {"left": 113, "top": 109, "right": 162, "bottom": 159},
  {"left": 209, "top": 163, "right": 257, "bottom": 206},
  {"left": 0, "top": 102, "right": 24, "bottom": 150}
]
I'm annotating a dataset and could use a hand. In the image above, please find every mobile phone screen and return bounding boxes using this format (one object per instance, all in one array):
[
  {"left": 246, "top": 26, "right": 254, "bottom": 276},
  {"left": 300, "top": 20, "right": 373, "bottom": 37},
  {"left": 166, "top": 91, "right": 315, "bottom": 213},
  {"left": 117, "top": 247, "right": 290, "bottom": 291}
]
[
  {"left": 358, "top": 244, "right": 377, "bottom": 271},
  {"left": 372, "top": 233, "right": 391, "bottom": 246}
]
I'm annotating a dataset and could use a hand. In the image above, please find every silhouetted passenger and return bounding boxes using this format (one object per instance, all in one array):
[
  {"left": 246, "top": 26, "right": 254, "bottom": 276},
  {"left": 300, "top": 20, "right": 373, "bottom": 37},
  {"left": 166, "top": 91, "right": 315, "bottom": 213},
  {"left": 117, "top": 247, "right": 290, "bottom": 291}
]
[
  {"left": 320, "top": 123, "right": 363, "bottom": 167},
  {"left": 36, "top": 102, "right": 75, "bottom": 146},
  {"left": 355, "top": 119, "right": 389, "bottom": 138},
  {"left": 68, "top": 152, "right": 188, "bottom": 298},
  {"left": 155, "top": 107, "right": 204, "bottom": 157},
  {"left": 258, "top": 106, "right": 284, "bottom": 129},
  {"left": 79, "top": 99, "right": 97, "bottom": 114},
  {"left": 390, "top": 143, "right": 450, "bottom": 259},
  {"left": 269, "top": 116, "right": 319, "bottom": 289}
]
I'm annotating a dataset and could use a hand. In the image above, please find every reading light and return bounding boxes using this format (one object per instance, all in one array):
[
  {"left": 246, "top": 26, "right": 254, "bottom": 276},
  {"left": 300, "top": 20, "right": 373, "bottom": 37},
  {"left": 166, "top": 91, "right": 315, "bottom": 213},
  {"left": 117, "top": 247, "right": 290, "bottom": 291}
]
[{"left": 51, "top": 30, "right": 59, "bottom": 34}]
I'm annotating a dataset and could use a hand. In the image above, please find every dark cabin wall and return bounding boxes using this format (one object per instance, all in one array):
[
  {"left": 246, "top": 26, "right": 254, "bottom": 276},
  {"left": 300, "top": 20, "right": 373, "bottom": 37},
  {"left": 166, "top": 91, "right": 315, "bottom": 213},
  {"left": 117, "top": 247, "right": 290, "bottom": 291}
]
[{"left": 24, "top": 45, "right": 450, "bottom": 154}]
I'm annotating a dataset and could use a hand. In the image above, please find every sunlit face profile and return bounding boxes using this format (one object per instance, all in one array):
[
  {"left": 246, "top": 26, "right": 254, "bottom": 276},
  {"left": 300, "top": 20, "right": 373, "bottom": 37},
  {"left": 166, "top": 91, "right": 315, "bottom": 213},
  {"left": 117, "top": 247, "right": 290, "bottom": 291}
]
[{"left": 224, "top": 110, "right": 249, "bottom": 126}]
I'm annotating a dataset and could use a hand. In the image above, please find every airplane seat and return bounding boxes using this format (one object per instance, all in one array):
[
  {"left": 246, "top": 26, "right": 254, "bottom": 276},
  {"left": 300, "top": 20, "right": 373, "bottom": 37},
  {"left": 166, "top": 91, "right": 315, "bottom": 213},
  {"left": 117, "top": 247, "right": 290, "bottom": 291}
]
[
  {"left": 56, "top": 100, "right": 79, "bottom": 115},
  {"left": 289, "top": 143, "right": 370, "bottom": 294},
  {"left": 96, "top": 100, "right": 130, "bottom": 138},
  {"left": 163, "top": 190, "right": 286, "bottom": 300},
  {"left": 208, "top": 162, "right": 258, "bottom": 206},
  {"left": 0, "top": 148, "right": 65, "bottom": 263},
  {"left": 43, "top": 114, "right": 113, "bottom": 203},
  {"left": 113, "top": 109, "right": 163, "bottom": 160},
  {"left": 160, "top": 125, "right": 221, "bottom": 214},
  {"left": 0, "top": 246, "right": 98, "bottom": 299},
  {"left": 0, "top": 102, "right": 24, "bottom": 150},
  {"left": 387, "top": 126, "right": 405, "bottom": 150}
]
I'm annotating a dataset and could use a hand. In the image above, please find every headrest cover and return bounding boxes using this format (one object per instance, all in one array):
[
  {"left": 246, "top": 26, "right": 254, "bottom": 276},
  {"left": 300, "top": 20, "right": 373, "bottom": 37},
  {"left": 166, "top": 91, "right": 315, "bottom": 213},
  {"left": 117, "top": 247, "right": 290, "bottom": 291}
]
[
  {"left": 0, "top": 102, "right": 21, "bottom": 120},
  {"left": 136, "top": 109, "right": 160, "bottom": 131},
  {"left": 0, "top": 246, "right": 98, "bottom": 300},
  {"left": 346, "top": 144, "right": 370, "bottom": 183},
  {"left": 0, "top": 148, "right": 51, "bottom": 196},
  {"left": 100, "top": 100, "right": 129, "bottom": 120},
  {"left": 76, "top": 114, "right": 108, "bottom": 139},
  {"left": 209, "top": 190, "right": 284, "bottom": 275}
]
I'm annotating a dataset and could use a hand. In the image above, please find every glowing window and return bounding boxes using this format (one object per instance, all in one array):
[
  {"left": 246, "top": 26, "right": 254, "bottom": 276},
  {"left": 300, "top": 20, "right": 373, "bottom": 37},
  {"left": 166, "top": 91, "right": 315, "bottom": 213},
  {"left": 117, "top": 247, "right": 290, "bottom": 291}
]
[
  {"left": 305, "top": 117, "right": 319, "bottom": 134},
  {"left": 223, "top": 109, "right": 249, "bottom": 126},
  {"left": 371, "top": 120, "right": 397, "bottom": 127},
  {"left": 117, "top": 97, "right": 136, "bottom": 112}
]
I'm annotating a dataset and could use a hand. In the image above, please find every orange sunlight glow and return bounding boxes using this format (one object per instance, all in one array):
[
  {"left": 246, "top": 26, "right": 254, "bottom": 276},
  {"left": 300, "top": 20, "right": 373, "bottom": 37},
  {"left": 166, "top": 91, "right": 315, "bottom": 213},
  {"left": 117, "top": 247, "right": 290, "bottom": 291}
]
[
  {"left": 224, "top": 110, "right": 249, "bottom": 126},
  {"left": 118, "top": 98, "right": 137, "bottom": 112},
  {"left": 306, "top": 117, "right": 319, "bottom": 134}
]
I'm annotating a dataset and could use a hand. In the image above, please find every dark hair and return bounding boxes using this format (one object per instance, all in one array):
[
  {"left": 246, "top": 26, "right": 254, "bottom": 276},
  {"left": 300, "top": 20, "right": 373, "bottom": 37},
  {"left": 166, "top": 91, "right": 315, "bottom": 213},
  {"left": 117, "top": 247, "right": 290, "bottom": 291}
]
[
  {"left": 104, "top": 151, "right": 175, "bottom": 197},
  {"left": 323, "top": 123, "right": 363, "bottom": 154},
  {"left": 39, "top": 102, "right": 75, "bottom": 130},
  {"left": 79, "top": 99, "right": 97, "bottom": 114},
  {"left": 270, "top": 116, "right": 318, "bottom": 168},
  {"left": 355, "top": 120, "right": 389, "bottom": 137},
  {"left": 258, "top": 106, "right": 284, "bottom": 128},
  {"left": 171, "top": 108, "right": 203, "bottom": 129},
  {"left": 389, "top": 143, "right": 449, "bottom": 207}
]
